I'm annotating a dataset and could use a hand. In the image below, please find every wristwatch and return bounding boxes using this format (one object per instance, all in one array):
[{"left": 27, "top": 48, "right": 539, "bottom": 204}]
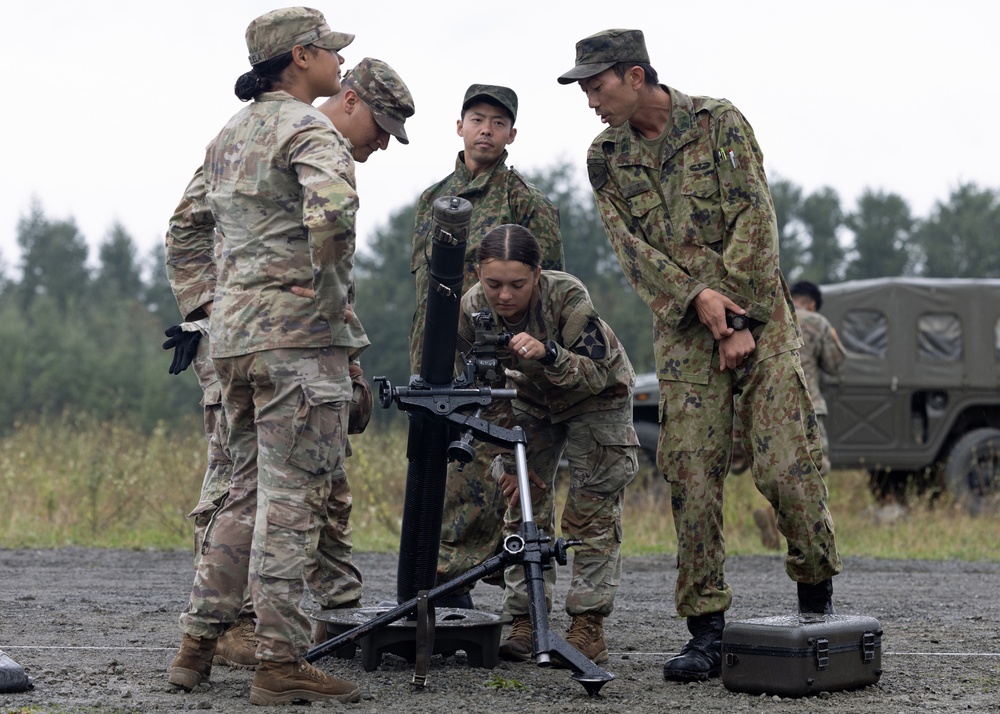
[
  {"left": 539, "top": 340, "right": 559, "bottom": 366},
  {"left": 726, "top": 313, "right": 749, "bottom": 331}
]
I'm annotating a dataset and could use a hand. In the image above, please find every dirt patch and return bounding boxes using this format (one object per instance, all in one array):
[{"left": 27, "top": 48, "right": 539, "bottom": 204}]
[{"left": 2, "top": 548, "right": 999, "bottom": 713}]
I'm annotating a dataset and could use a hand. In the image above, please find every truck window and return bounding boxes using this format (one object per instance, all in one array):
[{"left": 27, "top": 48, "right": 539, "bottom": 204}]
[
  {"left": 917, "top": 313, "right": 962, "bottom": 362},
  {"left": 841, "top": 308, "right": 887, "bottom": 358}
]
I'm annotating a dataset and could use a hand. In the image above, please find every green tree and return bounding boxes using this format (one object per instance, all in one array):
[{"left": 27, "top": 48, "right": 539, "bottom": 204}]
[
  {"left": 844, "top": 189, "right": 914, "bottom": 279},
  {"left": 798, "top": 187, "right": 845, "bottom": 284},
  {"left": 143, "top": 243, "right": 183, "bottom": 331},
  {"left": 913, "top": 183, "right": 1000, "bottom": 278},
  {"left": 16, "top": 200, "right": 91, "bottom": 313},
  {"left": 770, "top": 177, "right": 806, "bottom": 281},
  {"left": 95, "top": 222, "right": 143, "bottom": 303}
]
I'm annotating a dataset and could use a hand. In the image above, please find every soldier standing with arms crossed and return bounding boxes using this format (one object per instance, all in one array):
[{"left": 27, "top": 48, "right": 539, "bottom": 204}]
[
  {"left": 166, "top": 8, "right": 369, "bottom": 705},
  {"left": 558, "top": 29, "right": 843, "bottom": 683},
  {"left": 408, "top": 85, "right": 565, "bottom": 607},
  {"left": 166, "top": 56, "right": 414, "bottom": 670}
]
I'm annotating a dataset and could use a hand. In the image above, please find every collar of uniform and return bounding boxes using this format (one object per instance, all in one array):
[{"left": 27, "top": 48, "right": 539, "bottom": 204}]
[
  {"left": 254, "top": 90, "right": 310, "bottom": 106},
  {"left": 610, "top": 85, "right": 702, "bottom": 169},
  {"left": 453, "top": 150, "right": 509, "bottom": 191}
]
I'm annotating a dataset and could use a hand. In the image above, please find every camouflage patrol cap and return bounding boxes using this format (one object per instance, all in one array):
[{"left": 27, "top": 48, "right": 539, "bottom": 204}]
[
  {"left": 344, "top": 58, "right": 415, "bottom": 145},
  {"left": 245, "top": 7, "right": 354, "bottom": 66},
  {"left": 557, "top": 29, "right": 649, "bottom": 84},
  {"left": 461, "top": 84, "right": 518, "bottom": 124},
  {"left": 348, "top": 374, "right": 373, "bottom": 435}
]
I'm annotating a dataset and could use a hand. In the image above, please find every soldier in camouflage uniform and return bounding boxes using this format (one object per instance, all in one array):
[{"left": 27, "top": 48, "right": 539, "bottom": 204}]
[
  {"left": 457, "top": 224, "right": 638, "bottom": 664},
  {"left": 165, "top": 56, "right": 411, "bottom": 672},
  {"left": 559, "top": 29, "right": 843, "bottom": 683},
  {"left": 408, "top": 85, "right": 565, "bottom": 607},
  {"left": 166, "top": 8, "right": 370, "bottom": 706}
]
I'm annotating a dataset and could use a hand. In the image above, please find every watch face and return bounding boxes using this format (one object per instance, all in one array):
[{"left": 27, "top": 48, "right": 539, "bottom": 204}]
[{"left": 729, "top": 314, "right": 748, "bottom": 330}]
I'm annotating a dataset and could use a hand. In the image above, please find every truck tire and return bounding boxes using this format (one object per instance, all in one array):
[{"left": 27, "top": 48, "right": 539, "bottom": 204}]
[{"left": 943, "top": 427, "right": 1000, "bottom": 516}]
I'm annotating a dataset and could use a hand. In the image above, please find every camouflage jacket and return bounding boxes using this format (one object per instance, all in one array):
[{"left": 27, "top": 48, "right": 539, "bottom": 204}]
[
  {"left": 795, "top": 306, "right": 846, "bottom": 415},
  {"left": 175, "top": 90, "right": 366, "bottom": 358},
  {"left": 587, "top": 86, "right": 800, "bottom": 384},
  {"left": 458, "top": 271, "right": 634, "bottom": 423},
  {"left": 410, "top": 150, "right": 564, "bottom": 301}
]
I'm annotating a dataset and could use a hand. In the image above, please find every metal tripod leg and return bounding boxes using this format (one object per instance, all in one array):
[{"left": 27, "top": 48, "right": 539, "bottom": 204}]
[{"left": 510, "top": 441, "right": 615, "bottom": 696}]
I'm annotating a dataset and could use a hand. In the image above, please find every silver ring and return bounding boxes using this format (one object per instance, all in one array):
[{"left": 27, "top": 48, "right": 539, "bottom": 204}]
[{"left": 520, "top": 346, "right": 527, "bottom": 354}]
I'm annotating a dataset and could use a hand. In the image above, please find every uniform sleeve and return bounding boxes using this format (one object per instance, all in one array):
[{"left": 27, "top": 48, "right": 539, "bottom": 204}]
[
  {"left": 818, "top": 319, "right": 847, "bottom": 375},
  {"left": 288, "top": 124, "right": 359, "bottom": 327},
  {"left": 542, "top": 279, "right": 614, "bottom": 395},
  {"left": 589, "top": 144, "right": 705, "bottom": 331},
  {"left": 712, "top": 107, "right": 781, "bottom": 324},
  {"left": 510, "top": 177, "right": 565, "bottom": 271},
  {"left": 165, "top": 167, "right": 217, "bottom": 320}
]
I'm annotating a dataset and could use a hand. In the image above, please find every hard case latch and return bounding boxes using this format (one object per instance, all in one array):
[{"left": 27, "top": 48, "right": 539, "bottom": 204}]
[
  {"left": 861, "top": 631, "right": 876, "bottom": 663},
  {"left": 814, "top": 637, "right": 829, "bottom": 669}
]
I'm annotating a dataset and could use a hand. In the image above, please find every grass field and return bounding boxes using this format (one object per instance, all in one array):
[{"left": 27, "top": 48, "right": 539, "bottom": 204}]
[{"left": 1, "top": 416, "right": 995, "bottom": 561}]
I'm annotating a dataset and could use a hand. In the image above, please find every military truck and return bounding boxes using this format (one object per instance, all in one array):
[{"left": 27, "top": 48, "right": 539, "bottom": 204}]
[{"left": 630, "top": 277, "right": 1000, "bottom": 514}]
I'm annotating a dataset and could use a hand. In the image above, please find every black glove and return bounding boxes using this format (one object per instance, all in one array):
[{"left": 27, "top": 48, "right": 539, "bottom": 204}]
[{"left": 163, "top": 325, "right": 202, "bottom": 375}]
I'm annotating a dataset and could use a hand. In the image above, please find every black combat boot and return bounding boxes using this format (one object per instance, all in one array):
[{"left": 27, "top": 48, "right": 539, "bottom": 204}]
[
  {"left": 662, "top": 612, "right": 725, "bottom": 682},
  {"left": 798, "top": 578, "right": 835, "bottom": 614}
]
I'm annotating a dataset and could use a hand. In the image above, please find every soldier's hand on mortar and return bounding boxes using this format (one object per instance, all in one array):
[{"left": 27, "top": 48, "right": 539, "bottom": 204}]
[
  {"left": 694, "top": 288, "right": 746, "bottom": 341},
  {"left": 289, "top": 285, "right": 354, "bottom": 323},
  {"left": 162, "top": 324, "right": 202, "bottom": 375},
  {"left": 498, "top": 469, "right": 547, "bottom": 508}
]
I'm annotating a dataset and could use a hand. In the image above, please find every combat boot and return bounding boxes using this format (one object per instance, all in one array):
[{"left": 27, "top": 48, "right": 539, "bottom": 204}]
[
  {"left": 213, "top": 616, "right": 258, "bottom": 670},
  {"left": 798, "top": 578, "right": 835, "bottom": 614},
  {"left": 662, "top": 612, "right": 724, "bottom": 682},
  {"left": 498, "top": 615, "right": 533, "bottom": 662},
  {"left": 249, "top": 660, "right": 361, "bottom": 706},
  {"left": 168, "top": 633, "right": 217, "bottom": 690},
  {"left": 563, "top": 613, "right": 608, "bottom": 664},
  {"left": 753, "top": 507, "right": 782, "bottom": 551}
]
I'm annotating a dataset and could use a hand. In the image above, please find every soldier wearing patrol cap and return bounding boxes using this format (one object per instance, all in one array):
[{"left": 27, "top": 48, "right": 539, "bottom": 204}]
[
  {"left": 408, "top": 83, "right": 565, "bottom": 610},
  {"left": 166, "top": 50, "right": 413, "bottom": 681},
  {"left": 558, "top": 29, "right": 843, "bottom": 683},
  {"left": 166, "top": 6, "right": 366, "bottom": 706}
]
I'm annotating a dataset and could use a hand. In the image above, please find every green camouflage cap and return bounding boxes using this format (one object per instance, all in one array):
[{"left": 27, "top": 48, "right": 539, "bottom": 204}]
[
  {"left": 245, "top": 7, "right": 354, "bottom": 66},
  {"left": 344, "top": 58, "right": 415, "bottom": 145},
  {"left": 461, "top": 84, "right": 518, "bottom": 123},
  {"left": 557, "top": 28, "right": 649, "bottom": 84}
]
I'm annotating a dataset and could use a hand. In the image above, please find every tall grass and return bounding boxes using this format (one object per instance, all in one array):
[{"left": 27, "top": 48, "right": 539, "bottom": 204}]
[{"left": 0, "top": 417, "right": 996, "bottom": 561}]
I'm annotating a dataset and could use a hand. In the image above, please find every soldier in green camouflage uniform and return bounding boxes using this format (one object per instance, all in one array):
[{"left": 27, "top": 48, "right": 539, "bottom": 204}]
[
  {"left": 408, "top": 85, "right": 565, "bottom": 605},
  {"left": 559, "top": 29, "right": 842, "bottom": 683},
  {"left": 166, "top": 56, "right": 412, "bottom": 670},
  {"left": 790, "top": 281, "right": 846, "bottom": 474},
  {"left": 166, "top": 8, "right": 372, "bottom": 706},
  {"left": 457, "top": 224, "right": 638, "bottom": 665}
]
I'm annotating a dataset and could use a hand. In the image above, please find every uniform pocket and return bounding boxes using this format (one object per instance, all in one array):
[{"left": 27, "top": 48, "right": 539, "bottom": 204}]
[
  {"left": 259, "top": 499, "right": 313, "bottom": 579},
  {"left": 285, "top": 378, "right": 350, "bottom": 475}
]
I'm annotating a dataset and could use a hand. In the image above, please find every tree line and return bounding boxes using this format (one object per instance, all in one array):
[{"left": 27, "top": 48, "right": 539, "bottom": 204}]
[{"left": 1, "top": 168, "right": 997, "bottom": 433}]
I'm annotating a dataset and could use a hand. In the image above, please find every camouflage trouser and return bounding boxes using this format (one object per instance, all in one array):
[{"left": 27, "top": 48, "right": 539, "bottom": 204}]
[
  {"left": 658, "top": 349, "right": 842, "bottom": 618},
  {"left": 817, "top": 414, "right": 832, "bottom": 475},
  {"left": 437, "top": 443, "right": 507, "bottom": 592},
  {"left": 187, "top": 342, "right": 361, "bottom": 614},
  {"left": 504, "top": 405, "right": 638, "bottom": 617},
  {"left": 179, "top": 346, "right": 351, "bottom": 662}
]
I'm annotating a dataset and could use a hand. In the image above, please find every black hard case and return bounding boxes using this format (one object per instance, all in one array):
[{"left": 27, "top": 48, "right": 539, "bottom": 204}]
[{"left": 721, "top": 614, "right": 883, "bottom": 697}]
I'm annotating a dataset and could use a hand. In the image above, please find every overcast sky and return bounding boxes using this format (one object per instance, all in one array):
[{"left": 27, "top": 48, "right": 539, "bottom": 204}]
[{"left": 3, "top": 0, "right": 997, "bottom": 277}]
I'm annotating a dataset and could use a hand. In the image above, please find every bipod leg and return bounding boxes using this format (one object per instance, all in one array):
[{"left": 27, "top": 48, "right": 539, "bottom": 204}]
[{"left": 512, "top": 439, "right": 615, "bottom": 697}]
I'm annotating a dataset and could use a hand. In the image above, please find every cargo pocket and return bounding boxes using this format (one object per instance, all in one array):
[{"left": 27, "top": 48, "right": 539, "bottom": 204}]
[
  {"left": 681, "top": 172, "right": 724, "bottom": 240},
  {"left": 259, "top": 499, "right": 313, "bottom": 580},
  {"left": 285, "top": 378, "right": 351, "bottom": 476},
  {"left": 580, "top": 421, "right": 641, "bottom": 495},
  {"left": 627, "top": 189, "right": 664, "bottom": 237}
]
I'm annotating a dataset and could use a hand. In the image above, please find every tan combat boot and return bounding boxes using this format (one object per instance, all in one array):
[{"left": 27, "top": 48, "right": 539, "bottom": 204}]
[
  {"left": 167, "top": 633, "right": 217, "bottom": 690},
  {"left": 564, "top": 613, "right": 608, "bottom": 664},
  {"left": 213, "top": 616, "right": 259, "bottom": 670},
  {"left": 498, "top": 615, "right": 533, "bottom": 662},
  {"left": 249, "top": 659, "right": 361, "bottom": 706}
]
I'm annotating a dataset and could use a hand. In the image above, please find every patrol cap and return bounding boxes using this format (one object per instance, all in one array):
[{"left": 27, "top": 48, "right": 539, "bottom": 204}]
[
  {"left": 344, "top": 58, "right": 415, "bottom": 145},
  {"left": 557, "top": 28, "right": 649, "bottom": 84},
  {"left": 461, "top": 84, "right": 518, "bottom": 124},
  {"left": 246, "top": 7, "right": 354, "bottom": 66}
]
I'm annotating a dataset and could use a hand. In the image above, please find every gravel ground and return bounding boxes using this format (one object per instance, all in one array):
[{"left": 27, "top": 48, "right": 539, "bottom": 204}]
[{"left": 2, "top": 548, "right": 999, "bottom": 713}]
